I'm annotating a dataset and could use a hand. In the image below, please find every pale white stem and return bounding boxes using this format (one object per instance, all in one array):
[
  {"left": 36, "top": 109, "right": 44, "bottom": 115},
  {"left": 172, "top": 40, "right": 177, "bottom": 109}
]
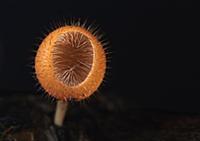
[{"left": 54, "top": 100, "right": 68, "bottom": 127}]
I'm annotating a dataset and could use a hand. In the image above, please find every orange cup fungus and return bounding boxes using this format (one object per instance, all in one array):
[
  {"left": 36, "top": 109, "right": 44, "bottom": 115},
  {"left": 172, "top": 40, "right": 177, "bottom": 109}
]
[{"left": 35, "top": 25, "right": 106, "bottom": 101}]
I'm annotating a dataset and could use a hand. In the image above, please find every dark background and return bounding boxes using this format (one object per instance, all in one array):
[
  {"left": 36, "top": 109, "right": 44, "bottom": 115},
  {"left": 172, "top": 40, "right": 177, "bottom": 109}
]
[{"left": 0, "top": 0, "right": 198, "bottom": 112}]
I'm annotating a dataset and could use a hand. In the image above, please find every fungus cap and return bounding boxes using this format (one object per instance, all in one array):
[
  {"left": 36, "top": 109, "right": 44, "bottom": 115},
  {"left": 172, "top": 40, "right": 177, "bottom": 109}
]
[{"left": 35, "top": 26, "right": 106, "bottom": 101}]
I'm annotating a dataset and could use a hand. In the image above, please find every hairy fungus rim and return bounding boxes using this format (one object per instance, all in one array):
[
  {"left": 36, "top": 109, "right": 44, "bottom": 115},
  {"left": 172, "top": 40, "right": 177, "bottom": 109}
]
[{"left": 35, "top": 25, "right": 106, "bottom": 100}]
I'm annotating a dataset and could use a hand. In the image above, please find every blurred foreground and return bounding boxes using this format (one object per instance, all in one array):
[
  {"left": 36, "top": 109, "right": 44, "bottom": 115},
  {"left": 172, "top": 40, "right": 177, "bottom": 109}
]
[{"left": 1, "top": 92, "right": 200, "bottom": 141}]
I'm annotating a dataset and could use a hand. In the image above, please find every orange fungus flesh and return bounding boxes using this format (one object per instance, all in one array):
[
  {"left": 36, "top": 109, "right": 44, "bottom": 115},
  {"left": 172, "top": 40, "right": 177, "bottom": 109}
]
[{"left": 35, "top": 26, "right": 106, "bottom": 101}]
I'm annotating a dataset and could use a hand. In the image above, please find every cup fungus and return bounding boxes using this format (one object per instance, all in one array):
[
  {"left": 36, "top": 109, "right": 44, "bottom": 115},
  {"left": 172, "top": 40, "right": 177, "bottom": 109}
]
[{"left": 35, "top": 24, "right": 106, "bottom": 126}]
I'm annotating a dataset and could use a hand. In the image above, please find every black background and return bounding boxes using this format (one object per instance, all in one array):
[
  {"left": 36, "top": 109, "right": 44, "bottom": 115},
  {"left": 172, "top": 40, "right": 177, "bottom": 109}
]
[{"left": 0, "top": 0, "right": 198, "bottom": 112}]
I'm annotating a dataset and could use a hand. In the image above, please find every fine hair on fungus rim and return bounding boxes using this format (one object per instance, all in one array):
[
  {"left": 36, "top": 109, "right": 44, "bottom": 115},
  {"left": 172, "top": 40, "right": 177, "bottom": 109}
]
[{"left": 34, "top": 20, "right": 109, "bottom": 101}]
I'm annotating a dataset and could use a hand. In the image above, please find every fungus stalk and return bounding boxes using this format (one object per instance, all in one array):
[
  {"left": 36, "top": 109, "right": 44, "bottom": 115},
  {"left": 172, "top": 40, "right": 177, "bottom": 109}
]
[{"left": 54, "top": 100, "right": 68, "bottom": 126}]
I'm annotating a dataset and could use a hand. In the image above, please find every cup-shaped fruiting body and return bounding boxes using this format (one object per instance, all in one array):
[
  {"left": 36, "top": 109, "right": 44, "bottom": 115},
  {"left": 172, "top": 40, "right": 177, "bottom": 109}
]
[{"left": 35, "top": 26, "right": 106, "bottom": 101}]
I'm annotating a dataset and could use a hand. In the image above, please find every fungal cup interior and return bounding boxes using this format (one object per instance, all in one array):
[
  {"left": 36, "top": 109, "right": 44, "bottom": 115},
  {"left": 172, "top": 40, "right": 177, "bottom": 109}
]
[{"left": 52, "top": 31, "right": 94, "bottom": 87}]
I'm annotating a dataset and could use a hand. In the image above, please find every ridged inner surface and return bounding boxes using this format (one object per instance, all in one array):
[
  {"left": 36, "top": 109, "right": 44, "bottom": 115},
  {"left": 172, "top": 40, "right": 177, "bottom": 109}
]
[{"left": 52, "top": 31, "right": 93, "bottom": 86}]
